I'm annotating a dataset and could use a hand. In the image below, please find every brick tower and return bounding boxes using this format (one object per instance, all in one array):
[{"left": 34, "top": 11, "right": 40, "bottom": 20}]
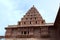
[
  {"left": 5, "top": 5, "right": 53, "bottom": 40},
  {"left": 18, "top": 5, "right": 45, "bottom": 26}
]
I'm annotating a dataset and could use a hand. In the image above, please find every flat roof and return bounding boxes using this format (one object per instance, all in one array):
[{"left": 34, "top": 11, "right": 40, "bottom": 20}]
[{"left": 5, "top": 23, "right": 54, "bottom": 29}]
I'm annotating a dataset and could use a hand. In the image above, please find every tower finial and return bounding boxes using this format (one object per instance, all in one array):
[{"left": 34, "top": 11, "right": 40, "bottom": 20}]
[{"left": 33, "top": 5, "right": 34, "bottom": 7}]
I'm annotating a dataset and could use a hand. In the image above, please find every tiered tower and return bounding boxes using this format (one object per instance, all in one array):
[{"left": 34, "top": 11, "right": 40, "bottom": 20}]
[
  {"left": 18, "top": 5, "right": 45, "bottom": 26},
  {"left": 5, "top": 6, "right": 53, "bottom": 40}
]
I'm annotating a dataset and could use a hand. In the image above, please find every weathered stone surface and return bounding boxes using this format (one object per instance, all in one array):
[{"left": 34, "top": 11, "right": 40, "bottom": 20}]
[{"left": 5, "top": 6, "right": 55, "bottom": 40}]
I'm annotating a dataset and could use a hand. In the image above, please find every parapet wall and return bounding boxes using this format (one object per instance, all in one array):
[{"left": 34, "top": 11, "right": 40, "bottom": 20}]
[{"left": 5, "top": 38, "right": 50, "bottom": 40}]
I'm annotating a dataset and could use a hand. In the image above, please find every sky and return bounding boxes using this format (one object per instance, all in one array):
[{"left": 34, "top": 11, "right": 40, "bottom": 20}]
[{"left": 0, "top": 0, "right": 60, "bottom": 36}]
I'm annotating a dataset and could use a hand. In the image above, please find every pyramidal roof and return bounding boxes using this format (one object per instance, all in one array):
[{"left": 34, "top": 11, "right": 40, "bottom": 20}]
[
  {"left": 5, "top": 6, "right": 54, "bottom": 28},
  {"left": 18, "top": 5, "right": 45, "bottom": 25},
  {"left": 26, "top": 5, "right": 42, "bottom": 18}
]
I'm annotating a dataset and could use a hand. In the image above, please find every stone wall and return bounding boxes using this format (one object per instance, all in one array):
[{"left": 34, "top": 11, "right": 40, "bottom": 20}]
[{"left": 5, "top": 38, "right": 50, "bottom": 40}]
